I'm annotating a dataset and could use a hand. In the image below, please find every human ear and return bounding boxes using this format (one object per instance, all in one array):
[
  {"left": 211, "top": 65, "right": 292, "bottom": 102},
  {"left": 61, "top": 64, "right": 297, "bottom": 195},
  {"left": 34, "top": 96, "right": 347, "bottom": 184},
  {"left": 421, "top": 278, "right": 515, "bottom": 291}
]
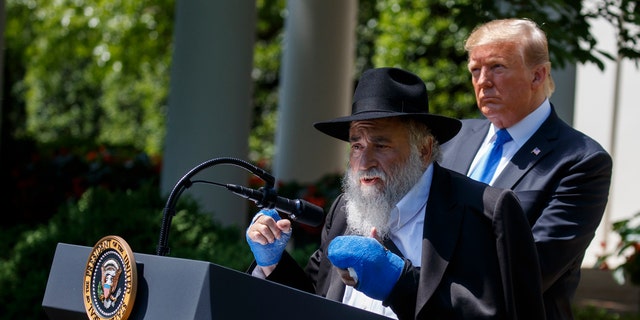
[
  {"left": 531, "top": 64, "right": 548, "bottom": 88},
  {"left": 420, "top": 140, "right": 433, "bottom": 163}
]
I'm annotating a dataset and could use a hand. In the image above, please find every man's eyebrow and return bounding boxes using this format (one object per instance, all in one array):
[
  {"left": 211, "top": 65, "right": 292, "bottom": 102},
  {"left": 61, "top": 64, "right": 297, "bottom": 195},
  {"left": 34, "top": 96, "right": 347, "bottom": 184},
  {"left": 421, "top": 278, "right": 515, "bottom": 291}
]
[
  {"left": 370, "top": 136, "right": 390, "bottom": 143},
  {"left": 349, "top": 134, "right": 390, "bottom": 144}
]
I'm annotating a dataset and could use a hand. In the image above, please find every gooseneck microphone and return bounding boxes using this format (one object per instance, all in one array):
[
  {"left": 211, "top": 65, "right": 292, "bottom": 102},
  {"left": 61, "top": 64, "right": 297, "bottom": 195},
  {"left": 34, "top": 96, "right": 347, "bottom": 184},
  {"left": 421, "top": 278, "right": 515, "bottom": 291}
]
[
  {"left": 156, "top": 157, "right": 326, "bottom": 256},
  {"left": 222, "top": 183, "right": 324, "bottom": 227}
]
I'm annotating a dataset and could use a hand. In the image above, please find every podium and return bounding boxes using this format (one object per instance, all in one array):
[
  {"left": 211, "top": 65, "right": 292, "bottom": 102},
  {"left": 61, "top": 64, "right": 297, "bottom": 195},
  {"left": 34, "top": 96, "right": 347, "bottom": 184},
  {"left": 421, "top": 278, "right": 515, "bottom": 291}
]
[{"left": 42, "top": 243, "right": 390, "bottom": 319}]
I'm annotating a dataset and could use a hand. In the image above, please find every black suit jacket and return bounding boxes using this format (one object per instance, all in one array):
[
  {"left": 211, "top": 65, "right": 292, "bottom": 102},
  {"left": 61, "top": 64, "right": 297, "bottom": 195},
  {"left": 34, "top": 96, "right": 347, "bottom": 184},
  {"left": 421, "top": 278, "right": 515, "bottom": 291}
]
[
  {"left": 253, "top": 163, "right": 545, "bottom": 319},
  {"left": 439, "top": 106, "right": 613, "bottom": 319}
]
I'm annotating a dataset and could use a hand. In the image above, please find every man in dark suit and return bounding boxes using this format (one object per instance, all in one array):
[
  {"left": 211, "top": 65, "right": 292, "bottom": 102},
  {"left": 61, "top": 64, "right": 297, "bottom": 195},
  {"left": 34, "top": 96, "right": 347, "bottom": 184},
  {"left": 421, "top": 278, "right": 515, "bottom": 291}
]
[
  {"left": 245, "top": 67, "right": 545, "bottom": 319},
  {"left": 439, "top": 19, "right": 613, "bottom": 320}
]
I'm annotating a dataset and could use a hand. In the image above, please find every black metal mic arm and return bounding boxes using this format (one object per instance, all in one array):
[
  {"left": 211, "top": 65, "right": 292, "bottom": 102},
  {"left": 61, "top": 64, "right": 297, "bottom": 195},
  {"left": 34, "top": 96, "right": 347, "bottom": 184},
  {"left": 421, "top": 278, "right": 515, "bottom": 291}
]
[{"left": 156, "top": 157, "right": 274, "bottom": 256}]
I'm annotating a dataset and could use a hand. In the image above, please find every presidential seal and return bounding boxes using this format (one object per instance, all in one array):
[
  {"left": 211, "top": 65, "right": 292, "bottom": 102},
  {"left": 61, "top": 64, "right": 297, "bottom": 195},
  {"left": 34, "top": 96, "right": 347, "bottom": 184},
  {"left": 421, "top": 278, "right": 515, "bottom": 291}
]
[{"left": 83, "top": 235, "right": 137, "bottom": 320}]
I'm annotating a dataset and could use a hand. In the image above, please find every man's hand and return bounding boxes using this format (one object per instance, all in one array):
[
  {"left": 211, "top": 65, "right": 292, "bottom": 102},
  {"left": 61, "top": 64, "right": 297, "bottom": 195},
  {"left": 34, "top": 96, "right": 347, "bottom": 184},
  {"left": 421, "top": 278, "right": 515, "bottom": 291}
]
[
  {"left": 246, "top": 209, "right": 292, "bottom": 269},
  {"left": 327, "top": 232, "right": 404, "bottom": 300}
]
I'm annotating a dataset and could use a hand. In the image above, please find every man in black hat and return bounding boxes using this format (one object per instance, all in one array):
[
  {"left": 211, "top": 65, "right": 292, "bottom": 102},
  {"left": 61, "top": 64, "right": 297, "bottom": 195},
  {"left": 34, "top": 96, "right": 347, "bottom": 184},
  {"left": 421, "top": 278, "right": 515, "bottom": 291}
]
[{"left": 245, "top": 67, "right": 545, "bottom": 319}]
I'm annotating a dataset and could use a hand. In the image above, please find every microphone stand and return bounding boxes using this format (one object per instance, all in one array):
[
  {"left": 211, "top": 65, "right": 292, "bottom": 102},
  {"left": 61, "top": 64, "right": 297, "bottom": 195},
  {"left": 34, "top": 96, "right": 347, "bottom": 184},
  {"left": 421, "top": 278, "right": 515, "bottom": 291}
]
[{"left": 156, "top": 157, "right": 274, "bottom": 256}]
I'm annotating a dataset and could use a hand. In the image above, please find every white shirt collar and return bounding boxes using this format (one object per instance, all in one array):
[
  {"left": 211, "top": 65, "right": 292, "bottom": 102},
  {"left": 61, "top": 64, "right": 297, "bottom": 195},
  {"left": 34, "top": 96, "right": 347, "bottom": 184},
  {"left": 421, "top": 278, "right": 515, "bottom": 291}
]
[
  {"left": 389, "top": 163, "right": 432, "bottom": 232},
  {"left": 490, "top": 99, "right": 551, "bottom": 149},
  {"left": 469, "top": 99, "right": 551, "bottom": 184},
  {"left": 341, "top": 164, "right": 434, "bottom": 319}
]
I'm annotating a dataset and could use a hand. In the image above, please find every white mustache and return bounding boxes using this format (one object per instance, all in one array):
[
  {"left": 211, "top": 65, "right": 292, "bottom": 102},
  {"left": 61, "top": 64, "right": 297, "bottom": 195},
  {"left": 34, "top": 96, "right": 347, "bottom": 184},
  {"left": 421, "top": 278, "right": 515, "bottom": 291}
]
[{"left": 356, "top": 168, "right": 386, "bottom": 182}]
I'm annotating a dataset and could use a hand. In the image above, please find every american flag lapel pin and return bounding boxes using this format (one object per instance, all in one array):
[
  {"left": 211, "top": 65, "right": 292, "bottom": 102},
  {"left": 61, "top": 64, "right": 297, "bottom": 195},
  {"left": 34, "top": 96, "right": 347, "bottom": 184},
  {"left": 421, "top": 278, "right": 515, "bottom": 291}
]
[{"left": 531, "top": 147, "right": 541, "bottom": 155}]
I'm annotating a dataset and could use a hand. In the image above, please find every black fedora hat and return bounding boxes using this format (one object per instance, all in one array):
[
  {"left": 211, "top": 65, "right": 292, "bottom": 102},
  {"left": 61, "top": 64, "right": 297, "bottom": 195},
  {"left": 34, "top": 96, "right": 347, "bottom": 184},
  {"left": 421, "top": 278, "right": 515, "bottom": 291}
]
[{"left": 313, "top": 67, "right": 461, "bottom": 144}]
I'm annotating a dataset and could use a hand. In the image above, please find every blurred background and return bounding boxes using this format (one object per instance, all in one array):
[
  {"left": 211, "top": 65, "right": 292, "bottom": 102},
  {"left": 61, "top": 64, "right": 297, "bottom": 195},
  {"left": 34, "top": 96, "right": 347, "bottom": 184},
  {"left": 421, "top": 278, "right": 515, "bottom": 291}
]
[{"left": 1, "top": 0, "right": 639, "bottom": 318}]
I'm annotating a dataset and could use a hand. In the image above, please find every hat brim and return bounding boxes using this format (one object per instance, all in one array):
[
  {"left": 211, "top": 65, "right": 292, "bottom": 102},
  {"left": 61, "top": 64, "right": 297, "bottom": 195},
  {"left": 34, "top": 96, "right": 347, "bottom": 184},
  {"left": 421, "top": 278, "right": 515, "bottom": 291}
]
[{"left": 313, "top": 112, "right": 462, "bottom": 144}]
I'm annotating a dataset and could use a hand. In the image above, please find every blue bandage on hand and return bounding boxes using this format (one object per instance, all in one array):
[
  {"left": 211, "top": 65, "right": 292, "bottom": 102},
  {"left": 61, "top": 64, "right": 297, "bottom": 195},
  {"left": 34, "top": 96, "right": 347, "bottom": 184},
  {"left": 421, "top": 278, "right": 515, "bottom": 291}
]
[
  {"left": 327, "top": 236, "right": 404, "bottom": 300},
  {"left": 246, "top": 209, "right": 291, "bottom": 266}
]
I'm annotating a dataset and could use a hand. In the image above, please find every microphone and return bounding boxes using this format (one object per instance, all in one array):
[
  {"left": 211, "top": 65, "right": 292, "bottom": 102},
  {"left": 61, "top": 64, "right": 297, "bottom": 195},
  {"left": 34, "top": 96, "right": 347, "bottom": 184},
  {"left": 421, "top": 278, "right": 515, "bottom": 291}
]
[{"left": 223, "top": 183, "right": 325, "bottom": 227}]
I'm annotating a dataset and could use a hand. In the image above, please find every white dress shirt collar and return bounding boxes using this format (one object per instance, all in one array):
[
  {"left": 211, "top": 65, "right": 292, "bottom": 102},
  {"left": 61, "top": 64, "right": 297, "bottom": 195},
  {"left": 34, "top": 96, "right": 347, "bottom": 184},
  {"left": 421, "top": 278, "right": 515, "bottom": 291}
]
[
  {"left": 341, "top": 164, "right": 433, "bottom": 319},
  {"left": 389, "top": 163, "right": 432, "bottom": 233},
  {"left": 494, "top": 98, "right": 551, "bottom": 149},
  {"left": 469, "top": 99, "right": 551, "bottom": 185}
]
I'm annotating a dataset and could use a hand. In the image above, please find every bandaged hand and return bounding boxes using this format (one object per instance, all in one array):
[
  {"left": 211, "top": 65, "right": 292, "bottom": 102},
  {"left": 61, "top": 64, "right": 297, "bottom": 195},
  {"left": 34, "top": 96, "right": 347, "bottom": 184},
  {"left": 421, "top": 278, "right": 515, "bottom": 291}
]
[
  {"left": 246, "top": 209, "right": 291, "bottom": 267},
  {"left": 327, "top": 235, "right": 404, "bottom": 300}
]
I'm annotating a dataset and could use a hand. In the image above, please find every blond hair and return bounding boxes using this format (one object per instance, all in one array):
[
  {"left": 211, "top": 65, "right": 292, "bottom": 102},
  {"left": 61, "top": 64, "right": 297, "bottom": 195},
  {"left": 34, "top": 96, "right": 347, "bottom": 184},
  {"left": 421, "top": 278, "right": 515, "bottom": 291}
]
[{"left": 465, "top": 18, "right": 555, "bottom": 97}]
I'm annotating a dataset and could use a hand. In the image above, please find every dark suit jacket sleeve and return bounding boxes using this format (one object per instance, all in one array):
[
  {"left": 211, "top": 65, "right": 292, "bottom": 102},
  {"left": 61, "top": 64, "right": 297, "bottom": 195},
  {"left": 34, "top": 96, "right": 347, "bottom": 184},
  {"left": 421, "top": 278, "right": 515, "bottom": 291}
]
[
  {"left": 244, "top": 250, "right": 315, "bottom": 294},
  {"left": 383, "top": 187, "right": 546, "bottom": 320},
  {"left": 246, "top": 194, "right": 348, "bottom": 297},
  {"left": 487, "top": 188, "right": 546, "bottom": 319},
  {"left": 524, "top": 149, "right": 612, "bottom": 290},
  {"left": 383, "top": 260, "right": 420, "bottom": 319},
  {"left": 441, "top": 113, "right": 613, "bottom": 317},
  {"left": 259, "top": 252, "right": 315, "bottom": 293}
]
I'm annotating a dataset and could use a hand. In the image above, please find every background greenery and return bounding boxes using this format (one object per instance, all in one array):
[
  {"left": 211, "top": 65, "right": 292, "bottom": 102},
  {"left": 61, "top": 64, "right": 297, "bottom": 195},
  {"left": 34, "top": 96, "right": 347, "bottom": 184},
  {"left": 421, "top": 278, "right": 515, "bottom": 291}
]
[{"left": 2, "top": 0, "right": 640, "bottom": 319}]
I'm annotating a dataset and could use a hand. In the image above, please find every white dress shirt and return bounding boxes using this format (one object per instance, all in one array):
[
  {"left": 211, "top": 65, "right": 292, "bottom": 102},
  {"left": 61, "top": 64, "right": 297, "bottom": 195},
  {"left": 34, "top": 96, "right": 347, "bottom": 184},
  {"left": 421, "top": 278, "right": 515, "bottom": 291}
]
[
  {"left": 467, "top": 99, "right": 551, "bottom": 185},
  {"left": 342, "top": 164, "right": 433, "bottom": 318}
]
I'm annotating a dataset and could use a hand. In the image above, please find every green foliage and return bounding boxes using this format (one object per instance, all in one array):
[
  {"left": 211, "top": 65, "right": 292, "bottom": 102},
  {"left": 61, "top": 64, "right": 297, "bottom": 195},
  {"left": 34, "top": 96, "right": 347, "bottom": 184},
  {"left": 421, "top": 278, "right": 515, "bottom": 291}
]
[
  {"left": 274, "top": 172, "right": 344, "bottom": 247},
  {"left": 0, "top": 184, "right": 253, "bottom": 319},
  {"left": 249, "top": 0, "right": 286, "bottom": 166},
  {"left": 367, "top": 0, "right": 640, "bottom": 119},
  {"left": 4, "top": 3, "right": 639, "bottom": 317},
  {"left": 573, "top": 305, "right": 639, "bottom": 320},
  {"left": 597, "top": 211, "right": 640, "bottom": 287},
  {"left": 448, "top": 0, "right": 639, "bottom": 70},
  {"left": 587, "top": 0, "right": 640, "bottom": 65},
  {"left": 166, "top": 202, "right": 253, "bottom": 270},
  {"left": 3, "top": 142, "right": 162, "bottom": 226},
  {"left": 372, "top": 0, "right": 477, "bottom": 119},
  {"left": 1, "top": 168, "right": 637, "bottom": 319},
  {"left": 6, "top": 0, "right": 640, "bottom": 165},
  {"left": 5, "top": 0, "right": 174, "bottom": 156}
]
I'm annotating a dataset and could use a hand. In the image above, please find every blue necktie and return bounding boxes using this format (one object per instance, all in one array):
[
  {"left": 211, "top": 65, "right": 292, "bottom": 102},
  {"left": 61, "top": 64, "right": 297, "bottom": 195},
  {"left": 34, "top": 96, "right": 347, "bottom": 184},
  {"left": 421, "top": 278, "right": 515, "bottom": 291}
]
[{"left": 470, "top": 129, "right": 512, "bottom": 184}]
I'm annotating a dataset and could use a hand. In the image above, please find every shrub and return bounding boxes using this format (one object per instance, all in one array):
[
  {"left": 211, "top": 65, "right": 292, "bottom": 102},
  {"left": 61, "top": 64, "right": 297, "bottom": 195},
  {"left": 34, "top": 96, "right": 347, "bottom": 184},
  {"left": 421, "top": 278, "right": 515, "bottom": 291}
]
[
  {"left": 0, "top": 183, "right": 253, "bottom": 319},
  {"left": 597, "top": 211, "right": 640, "bottom": 287}
]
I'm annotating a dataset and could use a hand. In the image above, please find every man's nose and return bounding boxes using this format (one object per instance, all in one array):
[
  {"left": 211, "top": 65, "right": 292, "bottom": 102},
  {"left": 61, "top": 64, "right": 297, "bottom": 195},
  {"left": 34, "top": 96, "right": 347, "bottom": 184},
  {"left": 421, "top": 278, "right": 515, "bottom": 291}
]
[
  {"left": 358, "top": 147, "right": 378, "bottom": 170},
  {"left": 477, "top": 68, "right": 493, "bottom": 87}
]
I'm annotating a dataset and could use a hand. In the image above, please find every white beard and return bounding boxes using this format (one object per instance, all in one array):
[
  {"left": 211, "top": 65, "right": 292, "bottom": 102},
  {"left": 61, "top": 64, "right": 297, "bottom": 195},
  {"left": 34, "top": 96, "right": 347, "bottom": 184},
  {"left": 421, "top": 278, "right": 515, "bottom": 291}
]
[{"left": 342, "top": 146, "right": 426, "bottom": 239}]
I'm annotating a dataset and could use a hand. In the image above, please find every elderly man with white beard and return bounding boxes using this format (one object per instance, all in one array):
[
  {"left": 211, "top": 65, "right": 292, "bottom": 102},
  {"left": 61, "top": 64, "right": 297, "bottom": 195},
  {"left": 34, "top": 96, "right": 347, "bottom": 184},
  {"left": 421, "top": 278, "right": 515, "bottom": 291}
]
[{"left": 245, "top": 67, "right": 546, "bottom": 320}]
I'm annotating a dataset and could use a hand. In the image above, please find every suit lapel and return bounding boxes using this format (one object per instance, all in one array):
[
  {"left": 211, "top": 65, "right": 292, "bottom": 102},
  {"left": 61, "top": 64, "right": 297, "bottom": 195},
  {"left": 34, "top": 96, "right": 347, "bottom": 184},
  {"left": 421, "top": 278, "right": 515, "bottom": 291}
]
[
  {"left": 445, "top": 108, "right": 561, "bottom": 190},
  {"left": 441, "top": 120, "right": 488, "bottom": 173},
  {"left": 493, "top": 109, "right": 560, "bottom": 189},
  {"left": 415, "top": 164, "right": 464, "bottom": 313},
  {"left": 323, "top": 165, "right": 467, "bottom": 311}
]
